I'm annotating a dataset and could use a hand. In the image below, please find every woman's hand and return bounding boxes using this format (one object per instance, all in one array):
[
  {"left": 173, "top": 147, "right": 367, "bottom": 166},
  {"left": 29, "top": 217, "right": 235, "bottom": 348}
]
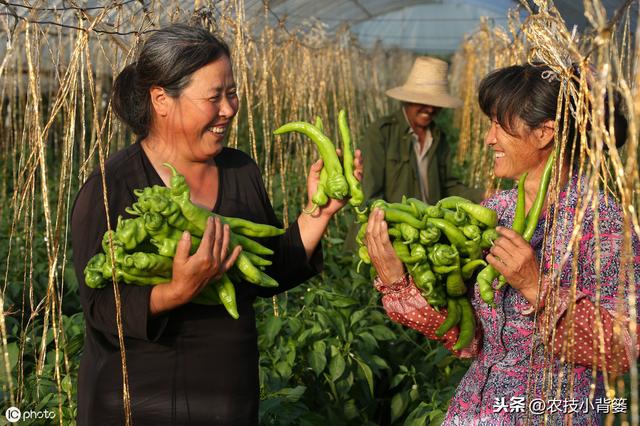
[
  {"left": 365, "top": 208, "right": 405, "bottom": 285},
  {"left": 297, "top": 149, "right": 363, "bottom": 260},
  {"left": 486, "top": 226, "right": 540, "bottom": 304},
  {"left": 150, "top": 217, "right": 242, "bottom": 315},
  {"left": 304, "top": 149, "right": 363, "bottom": 218}
]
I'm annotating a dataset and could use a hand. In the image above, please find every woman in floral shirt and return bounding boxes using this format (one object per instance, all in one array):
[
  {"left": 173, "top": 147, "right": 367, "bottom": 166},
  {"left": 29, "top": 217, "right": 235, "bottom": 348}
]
[{"left": 365, "top": 63, "right": 639, "bottom": 425}]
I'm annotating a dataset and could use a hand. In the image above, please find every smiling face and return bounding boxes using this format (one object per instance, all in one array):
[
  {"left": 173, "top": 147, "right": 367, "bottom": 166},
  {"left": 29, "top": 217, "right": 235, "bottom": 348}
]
[
  {"left": 161, "top": 56, "right": 238, "bottom": 161},
  {"left": 484, "top": 117, "right": 552, "bottom": 179},
  {"left": 403, "top": 102, "right": 441, "bottom": 129}
]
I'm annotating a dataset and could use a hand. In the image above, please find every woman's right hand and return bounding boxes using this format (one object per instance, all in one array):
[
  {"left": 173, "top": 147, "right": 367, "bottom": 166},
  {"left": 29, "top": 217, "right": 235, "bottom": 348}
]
[
  {"left": 365, "top": 208, "right": 405, "bottom": 285},
  {"left": 150, "top": 216, "right": 242, "bottom": 315}
]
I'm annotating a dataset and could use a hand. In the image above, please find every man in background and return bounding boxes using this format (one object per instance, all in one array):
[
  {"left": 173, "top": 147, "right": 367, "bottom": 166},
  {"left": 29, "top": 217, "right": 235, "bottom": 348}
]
[{"left": 360, "top": 56, "right": 482, "bottom": 204}]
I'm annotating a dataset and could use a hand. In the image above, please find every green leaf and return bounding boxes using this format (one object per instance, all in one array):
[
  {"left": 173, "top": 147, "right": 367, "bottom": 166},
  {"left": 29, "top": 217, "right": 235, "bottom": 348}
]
[
  {"left": 369, "top": 325, "right": 396, "bottom": 341},
  {"left": 329, "top": 295, "right": 358, "bottom": 308},
  {"left": 370, "top": 354, "right": 390, "bottom": 370},
  {"left": 349, "top": 309, "right": 367, "bottom": 326},
  {"left": 391, "top": 391, "right": 409, "bottom": 423},
  {"left": 275, "top": 360, "right": 292, "bottom": 380},
  {"left": 271, "top": 385, "right": 306, "bottom": 402},
  {"left": 329, "top": 353, "right": 345, "bottom": 381},
  {"left": 358, "top": 332, "right": 379, "bottom": 349},
  {"left": 307, "top": 342, "right": 326, "bottom": 376},
  {"left": 429, "top": 408, "right": 446, "bottom": 425},
  {"left": 264, "top": 315, "right": 283, "bottom": 344},
  {"left": 352, "top": 355, "right": 374, "bottom": 396},
  {"left": 390, "top": 373, "right": 406, "bottom": 389},
  {"left": 0, "top": 342, "right": 19, "bottom": 383},
  {"left": 343, "top": 399, "right": 358, "bottom": 419},
  {"left": 403, "top": 402, "right": 432, "bottom": 426}
]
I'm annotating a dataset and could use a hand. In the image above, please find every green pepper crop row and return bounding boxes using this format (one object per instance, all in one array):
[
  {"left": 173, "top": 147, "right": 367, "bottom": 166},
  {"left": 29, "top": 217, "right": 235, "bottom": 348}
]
[
  {"left": 84, "top": 165, "right": 286, "bottom": 319},
  {"left": 273, "top": 108, "right": 364, "bottom": 213}
]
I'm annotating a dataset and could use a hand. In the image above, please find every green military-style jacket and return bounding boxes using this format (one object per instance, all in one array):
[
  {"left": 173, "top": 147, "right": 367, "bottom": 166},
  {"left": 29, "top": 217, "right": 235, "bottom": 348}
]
[{"left": 360, "top": 108, "right": 481, "bottom": 205}]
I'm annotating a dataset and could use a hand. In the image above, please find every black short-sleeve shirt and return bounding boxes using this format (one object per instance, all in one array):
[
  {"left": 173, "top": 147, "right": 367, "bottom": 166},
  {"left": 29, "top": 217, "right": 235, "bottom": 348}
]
[{"left": 71, "top": 143, "right": 322, "bottom": 425}]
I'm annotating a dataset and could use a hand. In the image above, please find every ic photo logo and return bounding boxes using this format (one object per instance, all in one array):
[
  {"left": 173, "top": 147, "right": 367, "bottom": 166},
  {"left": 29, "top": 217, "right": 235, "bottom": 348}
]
[
  {"left": 4, "top": 406, "right": 56, "bottom": 423},
  {"left": 5, "top": 406, "right": 21, "bottom": 423}
]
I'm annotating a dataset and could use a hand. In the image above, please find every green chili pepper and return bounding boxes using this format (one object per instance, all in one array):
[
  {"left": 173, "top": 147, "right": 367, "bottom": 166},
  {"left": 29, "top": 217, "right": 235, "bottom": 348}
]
[
  {"left": 432, "top": 264, "right": 459, "bottom": 275},
  {"left": 399, "top": 223, "right": 420, "bottom": 243},
  {"left": 480, "top": 228, "right": 499, "bottom": 249},
  {"left": 114, "top": 216, "right": 148, "bottom": 251},
  {"left": 460, "top": 240, "right": 482, "bottom": 260},
  {"left": 381, "top": 207, "right": 428, "bottom": 230},
  {"left": 445, "top": 269, "right": 467, "bottom": 297},
  {"left": 477, "top": 264, "right": 499, "bottom": 306},
  {"left": 232, "top": 252, "right": 279, "bottom": 288},
  {"left": 124, "top": 252, "right": 173, "bottom": 276},
  {"left": 462, "top": 224, "right": 482, "bottom": 242},
  {"left": 452, "top": 297, "right": 476, "bottom": 351},
  {"left": 392, "top": 240, "right": 422, "bottom": 264},
  {"left": 427, "top": 218, "right": 467, "bottom": 248},
  {"left": 410, "top": 263, "right": 436, "bottom": 295},
  {"left": 214, "top": 274, "right": 239, "bottom": 319},
  {"left": 494, "top": 172, "right": 528, "bottom": 292},
  {"left": 456, "top": 202, "right": 498, "bottom": 228},
  {"left": 356, "top": 222, "right": 368, "bottom": 245},
  {"left": 355, "top": 206, "right": 369, "bottom": 223},
  {"left": 512, "top": 173, "right": 528, "bottom": 234},
  {"left": 191, "top": 283, "right": 222, "bottom": 306},
  {"left": 103, "top": 264, "right": 168, "bottom": 286},
  {"left": 230, "top": 233, "right": 273, "bottom": 256},
  {"left": 523, "top": 152, "right": 555, "bottom": 242},
  {"left": 461, "top": 259, "right": 487, "bottom": 279},
  {"left": 273, "top": 122, "right": 349, "bottom": 200},
  {"left": 302, "top": 117, "right": 330, "bottom": 214},
  {"left": 84, "top": 254, "right": 107, "bottom": 288},
  {"left": 435, "top": 298, "right": 461, "bottom": 337},
  {"left": 338, "top": 110, "right": 364, "bottom": 207},
  {"left": 386, "top": 202, "right": 420, "bottom": 217},
  {"left": 240, "top": 251, "right": 272, "bottom": 267},
  {"left": 358, "top": 245, "right": 371, "bottom": 264},
  {"left": 410, "top": 243, "right": 426, "bottom": 259},
  {"left": 406, "top": 198, "right": 444, "bottom": 218},
  {"left": 163, "top": 163, "right": 285, "bottom": 238},
  {"left": 442, "top": 208, "right": 467, "bottom": 227},
  {"left": 427, "top": 243, "right": 459, "bottom": 266},
  {"left": 419, "top": 224, "right": 441, "bottom": 246},
  {"left": 426, "top": 282, "right": 447, "bottom": 309},
  {"left": 437, "top": 196, "right": 473, "bottom": 210},
  {"left": 150, "top": 237, "right": 195, "bottom": 258},
  {"left": 387, "top": 227, "right": 402, "bottom": 239}
]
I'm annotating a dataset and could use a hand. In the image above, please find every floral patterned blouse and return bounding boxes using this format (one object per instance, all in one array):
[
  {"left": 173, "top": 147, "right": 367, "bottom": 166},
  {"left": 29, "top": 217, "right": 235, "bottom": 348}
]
[{"left": 375, "top": 174, "right": 640, "bottom": 425}]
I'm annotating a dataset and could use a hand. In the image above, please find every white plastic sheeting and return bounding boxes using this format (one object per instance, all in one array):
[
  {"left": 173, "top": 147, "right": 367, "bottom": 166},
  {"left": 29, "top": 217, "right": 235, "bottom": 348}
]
[{"left": 244, "top": 0, "right": 637, "bottom": 53}]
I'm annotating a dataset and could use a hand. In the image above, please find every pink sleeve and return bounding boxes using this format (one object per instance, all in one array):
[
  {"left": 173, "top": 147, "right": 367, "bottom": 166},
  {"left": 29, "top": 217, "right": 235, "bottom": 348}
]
[
  {"left": 374, "top": 275, "right": 482, "bottom": 358},
  {"left": 543, "top": 288, "right": 638, "bottom": 375}
]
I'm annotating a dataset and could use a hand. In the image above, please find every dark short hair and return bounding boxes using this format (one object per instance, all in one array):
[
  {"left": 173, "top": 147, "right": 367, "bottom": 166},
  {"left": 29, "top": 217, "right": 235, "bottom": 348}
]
[
  {"left": 478, "top": 63, "right": 627, "bottom": 162},
  {"left": 111, "top": 24, "right": 231, "bottom": 138}
]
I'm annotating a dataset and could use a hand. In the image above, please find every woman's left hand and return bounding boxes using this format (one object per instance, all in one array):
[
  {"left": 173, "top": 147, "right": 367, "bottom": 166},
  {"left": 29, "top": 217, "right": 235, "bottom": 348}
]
[
  {"left": 305, "top": 149, "right": 363, "bottom": 218},
  {"left": 486, "top": 226, "right": 540, "bottom": 303}
]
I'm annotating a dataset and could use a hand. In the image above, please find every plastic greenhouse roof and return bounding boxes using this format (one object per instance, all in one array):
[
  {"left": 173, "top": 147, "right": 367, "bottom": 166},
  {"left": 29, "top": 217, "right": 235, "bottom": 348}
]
[
  {"left": 0, "top": 1, "right": 636, "bottom": 55},
  {"left": 244, "top": 0, "right": 637, "bottom": 53}
]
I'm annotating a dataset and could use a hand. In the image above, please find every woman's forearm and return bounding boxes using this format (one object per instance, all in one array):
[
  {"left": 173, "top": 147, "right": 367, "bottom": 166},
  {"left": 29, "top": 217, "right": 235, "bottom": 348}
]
[
  {"left": 548, "top": 294, "right": 636, "bottom": 375},
  {"left": 296, "top": 204, "right": 332, "bottom": 260},
  {"left": 149, "top": 281, "right": 183, "bottom": 316}
]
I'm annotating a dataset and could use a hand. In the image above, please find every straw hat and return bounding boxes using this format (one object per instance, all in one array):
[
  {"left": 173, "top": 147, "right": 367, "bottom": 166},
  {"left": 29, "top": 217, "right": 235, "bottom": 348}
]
[{"left": 386, "top": 57, "right": 462, "bottom": 108}]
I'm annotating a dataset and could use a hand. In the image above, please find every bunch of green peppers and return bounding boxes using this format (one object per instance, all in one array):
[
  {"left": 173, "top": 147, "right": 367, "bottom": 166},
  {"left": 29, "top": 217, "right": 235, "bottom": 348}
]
[
  {"left": 355, "top": 195, "right": 500, "bottom": 350},
  {"left": 83, "top": 164, "right": 285, "bottom": 320},
  {"left": 273, "top": 109, "right": 364, "bottom": 213}
]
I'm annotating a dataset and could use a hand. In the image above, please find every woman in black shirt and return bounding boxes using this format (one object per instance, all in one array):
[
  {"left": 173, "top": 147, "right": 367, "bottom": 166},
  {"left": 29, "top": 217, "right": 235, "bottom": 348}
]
[{"left": 71, "top": 24, "right": 361, "bottom": 425}]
